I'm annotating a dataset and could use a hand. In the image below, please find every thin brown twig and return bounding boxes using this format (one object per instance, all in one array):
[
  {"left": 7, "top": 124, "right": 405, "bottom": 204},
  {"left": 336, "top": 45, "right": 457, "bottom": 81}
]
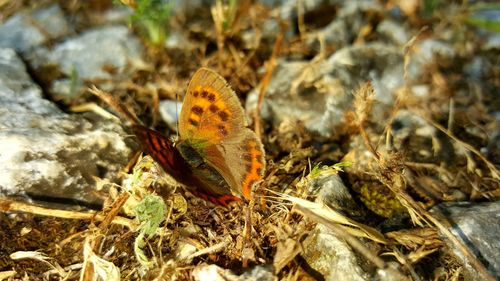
[
  {"left": 358, "top": 124, "right": 496, "bottom": 281},
  {"left": 254, "top": 30, "right": 283, "bottom": 138},
  {"left": 0, "top": 197, "right": 134, "bottom": 229},
  {"left": 382, "top": 184, "right": 496, "bottom": 281},
  {"left": 352, "top": 78, "right": 496, "bottom": 280},
  {"left": 413, "top": 111, "right": 499, "bottom": 180},
  {"left": 88, "top": 86, "right": 143, "bottom": 126},
  {"left": 242, "top": 201, "right": 254, "bottom": 268}
]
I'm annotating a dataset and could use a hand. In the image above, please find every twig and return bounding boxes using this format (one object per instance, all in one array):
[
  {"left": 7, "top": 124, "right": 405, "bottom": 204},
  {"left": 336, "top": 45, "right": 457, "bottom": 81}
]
[
  {"left": 88, "top": 86, "right": 142, "bottom": 126},
  {"left": 413, "top": 110, "right": 499, "bottom": 180},
  {"left": 186, "top": 238, "right": 231, "bottom": 260},
  {"left": 254, "top": 30, "right": 283, "bottom": 138},
  {"left": 0, "top": 197, "right": 134, "bottom": 229},
  {"left": 242, "top": 201, "right": 254, "bottom": 268}
]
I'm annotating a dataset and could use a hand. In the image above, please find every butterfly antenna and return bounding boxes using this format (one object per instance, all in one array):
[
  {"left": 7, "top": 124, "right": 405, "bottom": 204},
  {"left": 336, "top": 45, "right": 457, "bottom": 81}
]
[
  {"left": 175, "top": 89, "right": 180, "bottom": 140},
  {"left": 89, "top": 86, "right": 143, "bottom": 126}
]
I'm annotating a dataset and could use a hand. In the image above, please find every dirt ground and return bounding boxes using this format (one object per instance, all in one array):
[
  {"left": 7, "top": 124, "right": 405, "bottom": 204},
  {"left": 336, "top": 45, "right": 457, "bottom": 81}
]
[{"left": 0, "top": 0, "right": 499, "bottom": 280}]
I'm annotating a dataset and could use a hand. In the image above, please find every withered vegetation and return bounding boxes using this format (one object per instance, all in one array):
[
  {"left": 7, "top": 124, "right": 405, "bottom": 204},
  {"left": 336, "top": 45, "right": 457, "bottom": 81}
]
[{"left": 0, "top": 0, "right": 499, "bottom": 280}]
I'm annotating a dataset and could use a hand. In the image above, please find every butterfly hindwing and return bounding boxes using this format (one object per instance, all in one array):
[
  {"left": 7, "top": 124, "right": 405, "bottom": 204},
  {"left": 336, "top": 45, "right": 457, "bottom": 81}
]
[{"left": 203, "top": 130, "right": 265, "bottom": 199}]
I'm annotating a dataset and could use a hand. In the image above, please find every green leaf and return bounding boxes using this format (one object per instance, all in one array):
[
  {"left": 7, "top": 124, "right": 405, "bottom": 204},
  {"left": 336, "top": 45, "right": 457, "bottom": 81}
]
[{"left": 134, "top": 194, "right": 166, "bottom": 236}]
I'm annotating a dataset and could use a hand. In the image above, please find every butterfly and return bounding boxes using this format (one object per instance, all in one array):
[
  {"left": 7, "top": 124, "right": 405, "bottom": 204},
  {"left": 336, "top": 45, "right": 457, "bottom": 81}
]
[{"left": 91, "top": 68, "right": 266, "bottom": 206}]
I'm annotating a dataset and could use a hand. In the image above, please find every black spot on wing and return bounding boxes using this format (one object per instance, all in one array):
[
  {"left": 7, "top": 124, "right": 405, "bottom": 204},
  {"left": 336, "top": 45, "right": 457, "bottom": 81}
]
[
  {"left": 192, "top": 105, "right": 203, "bottom": 115},
  {"left": 218, "top": 111, "right": 229, "bottom": 121}
]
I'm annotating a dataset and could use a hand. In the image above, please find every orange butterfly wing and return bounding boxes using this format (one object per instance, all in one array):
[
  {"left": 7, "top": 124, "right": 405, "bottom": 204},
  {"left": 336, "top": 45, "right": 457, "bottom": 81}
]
[{"left": 178, "top": 68, "right": 265, "bottom": 199}]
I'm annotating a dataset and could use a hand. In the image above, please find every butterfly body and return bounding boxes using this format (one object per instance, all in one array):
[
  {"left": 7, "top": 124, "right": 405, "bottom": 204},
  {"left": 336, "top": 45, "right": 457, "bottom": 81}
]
[{"left": 128, "top": 68, "right": 266, "bottom": 206}]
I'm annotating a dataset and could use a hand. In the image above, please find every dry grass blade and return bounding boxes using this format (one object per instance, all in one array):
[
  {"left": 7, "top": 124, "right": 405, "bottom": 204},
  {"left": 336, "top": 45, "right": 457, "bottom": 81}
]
[
  {"left": 70, "top": 102, "right": 120, "bottom": 121},
  {"left": 0, "top": 270, "right": 16, "bottom": 280},
  {"left": 185, "top": 237, "right": 232, "bottom": 261},
  {"left": 10, "top": 251, "right": 67, "bottom": 278},
  {"left": 81, "top": 238, "right": 120, "bottom": 281},
  {"left": 88, "top": 86, "right": 143, "bottom": 126},
  {"left": 284, "top": 195, "right": 387, "bottom": 244},
  {"left": 377, "top": 165, "right": 496, "bottom": 281},
  {"left": 415, "top": 111, "right": 499, "bottom": 180},
  {"left": 284, "top": 196, "right": 412, "bottom": 279}
]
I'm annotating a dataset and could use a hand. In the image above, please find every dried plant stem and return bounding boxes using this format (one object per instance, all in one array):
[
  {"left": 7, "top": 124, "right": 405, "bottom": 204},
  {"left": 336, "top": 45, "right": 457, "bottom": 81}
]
[
  {"left": 254, "top": 31, "right": 283, "bottom": 138},
  {"left": 380, "top": 180, "right": 495, "bottom": 281},
  {"left": 359, "top": 125, "right": 380, "bottom": 160},
  {"left": 354, "top": 78, "right": 496, "bottom": 280},
  {"left": 186, "top": 237, "right": 231, "bottom": 260},
  {"left": 89, "top": 86, "right": 143, "bottom": 126},
  {"left": 0, "top": 197, "right": 134, "bottom": 229},
  {"left": 415, "top": 111, "right": 499, "bottom": 180},
  {"left": 96, "top": 192, "right": 130, "bottom": 230},
  {"left": 297, "top": 0, "right": 306, "bottom": 42},
  {"left": 242, "top": 202, "right": 253, "bottom": 268},
  {"left": 294, "top": 201, "right": 408, "bottom": 280},
  {"left": 82, "top": 192, "right": 130, "bottom": 280}
]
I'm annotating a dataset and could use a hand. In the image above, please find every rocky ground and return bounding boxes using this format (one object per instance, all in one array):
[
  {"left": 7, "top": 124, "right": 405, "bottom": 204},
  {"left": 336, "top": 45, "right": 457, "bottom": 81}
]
[{"left": 0, "top": 0, "right": 499, "bottom": 280}]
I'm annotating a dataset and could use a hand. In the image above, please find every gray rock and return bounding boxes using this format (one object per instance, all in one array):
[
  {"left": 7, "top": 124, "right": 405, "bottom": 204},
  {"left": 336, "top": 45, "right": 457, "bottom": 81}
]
[
  {"left": 308, "top": 170, "right": 364, "bottom": 219},
  {"left": 305, "top": 1, "right": 385, "bottom": 52},
  {"left": 483, "top": 32, "right": 500, "bottom": 51},
  {"left": 406, "top": 39, "right": 456, "bottom": 81},
  {"left": 0, "top": 4, "right": 71, "bottom": 52},
  {"left": 306, "top": 18, "right": 350, "bottom": 51},
  {"left": 463, "top": 57, "right": 491, "bottom": 80},
  {"left": 102, "top": 6, "right": 133, "bottom": 24},
  {"left": 470, "top": 7, "right": 500, "bottom": 50},
  {"left": 28, "top": 25, "right": 143, "bottom": 100},
  {"left": 0, "top": 48, "right": 133, "bottom": 204},
  {"left": 302, "top": 224, "right": 368, "bottom": 281},
  {"left": 391, "top": 110, "right": 436, "bottom": 143},
  {"left": 192, "top": 264, "right": 275, "bottom": 281},
  {"left": 246, "top": 60, "right": 351, "bottom": 138},
  {"left": 159, "top": 99, "right": 183, "bottom": 130},
  {"left": 377, "top": 19, "right": 410, "bottom": 46},
  {"left": 246, "top": 43, "right": 403, "bottom": 137},
  {"left": 431, "top": 202, "right": 500, "bottom": 280}
]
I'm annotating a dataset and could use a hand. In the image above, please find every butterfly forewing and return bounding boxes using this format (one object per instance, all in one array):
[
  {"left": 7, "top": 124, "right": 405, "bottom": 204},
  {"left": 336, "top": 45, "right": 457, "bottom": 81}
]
[{"left": 179, "top": 68, "right": 247, "bottom": 144}]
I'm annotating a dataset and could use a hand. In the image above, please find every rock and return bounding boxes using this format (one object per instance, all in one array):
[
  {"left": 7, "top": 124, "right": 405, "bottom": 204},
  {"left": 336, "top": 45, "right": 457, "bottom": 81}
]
[
  {"left": 390, "top": 109, "right": 459, "bottom": 165},
  {"left": 406, "top": 39, "right": 456, "bottom": 81},
  {"left": 325, "top": 42, "right": 403, "bottom": 107},
  {"left": 0, "top": 4, "right": 71, "bottom": 53},
  {"left": 159, "top": 99, "right": 183, "bottom": 130},
  {"left": 482, "top": 32, "right": 500, "bottom": 51},
  {"left": 431, "top": 202, "right": 500, "bottom": 280},
  {"left": 0, "top": 48, "right": 133, "bottom": 205},
  {"left": 302, "top": 224, "right": 368, "bottom": 281},
  {"left": 192, "top": 264, "right": 274, "bottom": 281},
  {"left": 305, "top": 17, "right": 350, "bottom": 52},
  {"left": 469, "top": 9, "right": 500, "bottom": 50},
  {"left": 377, "top": 19, "right": 410, "bottom": 46},
  {"left": 305, "top": 168, "right": 364, "bottom": 219},
  {"left": 28, "top": 25, "right": 143, "bottom": 100},
  {"left": 246, "top": 60, "right": 351, "bottom": 138},
  {"left": 463, "top": 57, "right": 491, "bottom": 80},
  {"left": 246, "top": 43, "right": 403, "bottom": 137},
  {"left": 102, "top": 6, "right": 133, "bottom": 24},
  {"left": 302, "top": 1, "right": 384, "bottom": 53}
]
